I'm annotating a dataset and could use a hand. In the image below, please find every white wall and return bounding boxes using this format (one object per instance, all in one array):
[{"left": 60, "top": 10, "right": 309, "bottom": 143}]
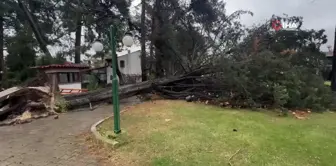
[
  {"left": 59, "top": 83, "right": 82, "bottom": 89},
  {"left": 128, "top": 51, "right": 142, "bottom": 75},
  {"left": 106, "top": 66, "right": 120, "bottom": 84},
  {"left": 43, "top": 68, "right": 83, "bottom": 90},
  {"left": 118, "top": 50, "right": 142, "bottom": 75},
  {"left": 118, "top": 55, "right": 129, "bottom": 74},
  {"left": 105, "top": 50, "right": 142, "bottom": 84}
]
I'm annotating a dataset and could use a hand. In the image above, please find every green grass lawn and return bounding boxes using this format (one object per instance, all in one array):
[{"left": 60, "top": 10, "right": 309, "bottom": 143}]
[{"left": 97, "top": 100, "right": 336, "bottom": 166}]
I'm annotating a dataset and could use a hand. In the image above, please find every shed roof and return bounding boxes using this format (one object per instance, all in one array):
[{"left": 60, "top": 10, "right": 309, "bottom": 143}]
[{"left": 32, "top": 62, "right": 90, "bottom": 69}]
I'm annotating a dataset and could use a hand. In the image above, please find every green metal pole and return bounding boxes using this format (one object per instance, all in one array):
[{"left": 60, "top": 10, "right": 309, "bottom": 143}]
[{"left": 109, "top": 25, "right": 121, "bottom": 134}]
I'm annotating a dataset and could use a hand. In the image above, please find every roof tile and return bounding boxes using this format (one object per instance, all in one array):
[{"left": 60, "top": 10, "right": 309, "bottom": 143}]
[{"left": 32, "top": 62, "right": 90, "bottom": 69}]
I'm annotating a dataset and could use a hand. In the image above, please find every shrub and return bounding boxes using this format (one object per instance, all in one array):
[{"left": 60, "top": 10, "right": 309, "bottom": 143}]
[
  {"left": 87, "top": 74, "right": 101, "bottom": 91},
  {"left": 215, "top": 51, "right": 333, "bottom": 112}
]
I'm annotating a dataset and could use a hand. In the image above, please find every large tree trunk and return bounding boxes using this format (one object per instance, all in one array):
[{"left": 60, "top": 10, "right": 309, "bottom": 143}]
[
  {"left": 65, "top": 81, "right": 152, "bottom": 109},
  {"left": 332, "top": 27, "right": 336, "bottom": 91},
  {"left": 64, "top": 67, "right": 211, "bottom": 109},
  {"left": 149, "top": 5, "right": 155, "bottom": 77},
  {"left": 64, "top": 75, "right": 189, "bottom": 108},
  {"left": 155, "top": 48, "right": 163, "bottom": 77},
  {"left": 153, "top": 0, "right": 164, "bottom": 78},
  {"left": 0, "top": 15, "right": 5, "bottom": 89},
  {"left": 63, "top": 67, "right": 210, "bottom": 109},
  {"left": 140, "top": 0, "right": 147, "bottom": 81},
  {"left": 74, "top": 13, "right": 82, "bottom": 64},
  {"left": 115, "top": 57, "right": 124, "bottom": 84},
  {"left": 17, "top": 0, "right": 52, "bottom": 57}
]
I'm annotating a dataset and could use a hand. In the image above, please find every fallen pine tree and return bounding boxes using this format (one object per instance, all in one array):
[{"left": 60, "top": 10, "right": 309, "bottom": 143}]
[
  {"left": 63, "top": 50, "right": 336, "bottom": 113},
  {"left": 64, "top": 69, "right": 211, "bottom": 109}
]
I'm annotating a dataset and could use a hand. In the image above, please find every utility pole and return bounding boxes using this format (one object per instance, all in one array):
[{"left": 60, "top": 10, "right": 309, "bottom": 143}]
[{"left": 331, "top": 27, "right": 336, "bottom": 91}]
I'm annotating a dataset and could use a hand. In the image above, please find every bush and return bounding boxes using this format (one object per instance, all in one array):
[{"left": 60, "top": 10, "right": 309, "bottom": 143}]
[
  {"left": 215, "top": 50, "right": 333, "bottom": 112},
  {"left": 87, "top": 74, "right": 101, "bottom": 91},
  {"left": 54, "top": 94, "right": 68, "bottom": 113}
]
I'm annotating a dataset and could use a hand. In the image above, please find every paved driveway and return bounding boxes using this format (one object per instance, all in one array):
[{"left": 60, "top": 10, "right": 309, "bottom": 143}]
[{"left": 0, "top": 98, "right": 139, "bottom": 166}]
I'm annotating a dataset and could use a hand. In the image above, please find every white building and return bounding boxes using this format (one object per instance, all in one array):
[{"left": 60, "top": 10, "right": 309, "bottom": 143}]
[
  {"left": 105, "top": 50, "right": 142, "bottom": 84},
  {"left": 118, "top": 50, "right": 142, "bottom": 75},
  {"left": 32, "top": 50, "right": 142, "bottom": 95}
]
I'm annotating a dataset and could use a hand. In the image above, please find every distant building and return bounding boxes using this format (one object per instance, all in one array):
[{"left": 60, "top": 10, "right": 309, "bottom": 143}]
[
  {"left": 32, "top": 50, "right": 142, "bottom": 94},
  {"left": 82, "top": 50, "right": 142, "bottom": 88},
  {"left": 32, "top": 62, "right": 90, "bottom": 94},
  {"left": 106, "top": 50, "right": 142, "bottom": 84}
]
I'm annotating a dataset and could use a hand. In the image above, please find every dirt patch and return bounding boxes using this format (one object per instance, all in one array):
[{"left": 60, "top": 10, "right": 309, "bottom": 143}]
[{"left": 78, "top": 132, "right": 140, "bottom": 166}]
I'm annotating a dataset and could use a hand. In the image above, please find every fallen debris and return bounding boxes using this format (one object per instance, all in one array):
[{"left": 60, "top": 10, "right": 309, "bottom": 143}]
[
  {"left": 0, "top": 86, "right": 55, "bottom": 126},
  {"left": 291, "top": 110, "right": 311, "bottom": 120},
  {"left": 63, "top": 68, "right": 214, "bottom": 109}
]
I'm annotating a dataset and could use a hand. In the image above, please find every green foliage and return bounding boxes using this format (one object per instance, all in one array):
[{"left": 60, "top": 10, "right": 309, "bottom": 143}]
[
  {"left": 54, "top": 94, "right": 68, "bottom": 113},
  {"left": 36, "top": 53, "right": 66, "bottom": 66},
  {"left": 148, "top": 0, "right": 251, "bottom": 76},
  {"left": 5, "top": 29, "right": 36, "bottom": 86},
  {"left": 217, "top": 49, "right": 332, "bottom": 112},
  {"left": 272, "top": 83, "right": 289, "bottom": 108},
  {"left": 214, "top": 15, "right": 333, "bottom": 112},
  {"left": 87, "top": 74, "right": 101, "bottom": 91}
]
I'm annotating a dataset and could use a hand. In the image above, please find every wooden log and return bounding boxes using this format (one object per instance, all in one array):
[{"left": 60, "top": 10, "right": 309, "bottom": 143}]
[
  {"left": 66, "top": 80, "right": 152, "bottom": 109},
  {"left": 26, "top": 101, "right": 46, "bottom": 109},
  {"left": 0, "top": 101, "right": 25, "bottom": 117},
  {"left": 63, "top": 69, "right": 206, "bottom": 100},
  {"left": 0, "top": 104, "right": 10, "bottom": 116},
  {"left": 65, "top": 75, "right": 196, "bottom": 109}
]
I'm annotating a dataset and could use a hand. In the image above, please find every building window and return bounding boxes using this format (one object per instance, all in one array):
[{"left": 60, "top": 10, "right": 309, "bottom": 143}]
[
  {"left": 58, "top": 72, "right": 80, "bottom": 83},
  {"left": 120, "top": 60, "right": 125, "bottom": 68}
]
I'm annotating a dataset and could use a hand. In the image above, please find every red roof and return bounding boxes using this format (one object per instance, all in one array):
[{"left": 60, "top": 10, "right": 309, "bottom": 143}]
[{"left": 32, "top": 62, "right": 90, "bottom": 69}]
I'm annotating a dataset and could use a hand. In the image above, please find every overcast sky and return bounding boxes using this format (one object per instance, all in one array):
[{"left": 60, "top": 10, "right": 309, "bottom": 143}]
[{"left": 224, "top": 0, "right": 335, "bottom": 50}]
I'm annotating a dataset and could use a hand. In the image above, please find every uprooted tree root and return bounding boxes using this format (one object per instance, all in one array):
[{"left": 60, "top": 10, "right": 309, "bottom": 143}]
[{"left": 0, "top": 73, "right": 60, "bottom": 126}]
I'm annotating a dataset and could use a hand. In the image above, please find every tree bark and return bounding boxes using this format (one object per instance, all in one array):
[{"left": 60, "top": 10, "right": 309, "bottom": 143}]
[
  {"left": 149, "top": 4, "right": 155, "bottom": 76},
  {"left": 63, "top": 67, "right": 210, "bottom": 109},
  {"left": 140, "top": 0, "right": 147, "bottom": 81},
  {"left": 74, "top": 13, "right": 82, "bottom": 64},
  {"left": 153, "top": 0, "right": 164, "bottom": 78},
  {"left": 115, "top": 57, "right": 124, "bottom": 84},
  {"left": 17, "top": 0, "right": 52, "bottom": 57},
  {"left": 332, "top": 27, "right": 336, "bottom": 91},
  {"left": 0, "top": 15, "right": 5, "bottom": 89},
  {"left": 64, "top": 75, "right": 189, "bottom": 108}
]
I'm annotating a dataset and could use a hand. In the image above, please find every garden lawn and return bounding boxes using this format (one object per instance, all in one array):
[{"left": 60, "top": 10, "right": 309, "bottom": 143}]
[{"left": 97, "top": 100, "right": 336, "bottom": 166}]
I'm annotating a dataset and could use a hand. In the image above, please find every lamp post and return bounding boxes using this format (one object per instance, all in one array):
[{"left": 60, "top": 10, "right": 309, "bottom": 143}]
[{"left": 92, "top": 26, "right": 134, "bottom": 134}]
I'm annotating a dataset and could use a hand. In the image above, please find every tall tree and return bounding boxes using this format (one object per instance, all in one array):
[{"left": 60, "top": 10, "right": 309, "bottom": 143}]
[
  {"left": 142, "top": 0, "right": 250, "bottom": 76},
  {"left": 6, "top": 28, "right": 36, "bottom": 86},
  {"left": 17, "top": 0, "right": 52, "bottom": 57},
  {"left": 0, "top": 0, "right": 14, "bottom": 89},
  {"left": 74, "top": 11, "right": 82, "bottom": 63},
  {"left": 140, "top": 0, "right": 147, "bottom": 81},
  {"left": 331, "top": 27, "right": 336, "bottom": 91},
  {"left": 0, "top": 14, "right": 4, "bottom": 89},
  {"left": 153, "top": 0, "right": 163, "bottom": 77}
]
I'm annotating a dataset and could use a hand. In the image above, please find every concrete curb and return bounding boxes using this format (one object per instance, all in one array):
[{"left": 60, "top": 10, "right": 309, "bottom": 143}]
[
  {"left": 90, "top": 116, "right": 119, "bottom": 146},
  {"left": 90, "top": 105, "right": 135, "bottom": 146}
]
